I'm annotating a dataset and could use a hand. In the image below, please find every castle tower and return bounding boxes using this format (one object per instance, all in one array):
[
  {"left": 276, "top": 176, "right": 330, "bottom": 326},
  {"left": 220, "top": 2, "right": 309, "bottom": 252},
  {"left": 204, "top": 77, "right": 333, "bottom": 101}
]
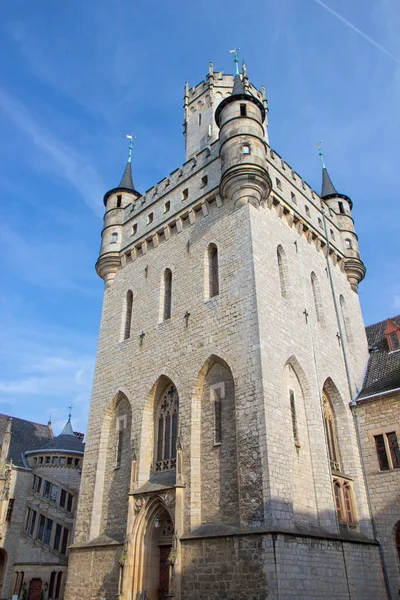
[
  {"left": 96, "top": 140, "right": 141, "bottom": 288},
  {"left": 320, "top": 155, "right": 366, "bottom": 291},
  {"left": 65, "top": 62, "right": 387, "bottom": 600}
]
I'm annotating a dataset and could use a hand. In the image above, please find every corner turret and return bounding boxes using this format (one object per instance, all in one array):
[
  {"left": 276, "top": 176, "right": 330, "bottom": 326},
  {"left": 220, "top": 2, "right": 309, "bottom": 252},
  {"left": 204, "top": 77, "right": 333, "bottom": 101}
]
[
  {"left": 319, "top": 148, "right": 365, "bottom": 292},
  {"left": 96, "top": 138, "right": 141, "bottom": 288},
  {"left": 215, "top": 58, "right": 272, "bottom": 209}
]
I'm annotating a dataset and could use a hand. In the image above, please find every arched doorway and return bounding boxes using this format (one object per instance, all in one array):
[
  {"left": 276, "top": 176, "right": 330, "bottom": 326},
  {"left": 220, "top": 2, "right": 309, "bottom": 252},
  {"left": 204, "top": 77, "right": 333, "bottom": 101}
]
[
  {"left": 28, "top": 578, "right": 42, "bottom": 600},
  {"left": 130, "top": 498, "right": 175, "bottom": 600}
]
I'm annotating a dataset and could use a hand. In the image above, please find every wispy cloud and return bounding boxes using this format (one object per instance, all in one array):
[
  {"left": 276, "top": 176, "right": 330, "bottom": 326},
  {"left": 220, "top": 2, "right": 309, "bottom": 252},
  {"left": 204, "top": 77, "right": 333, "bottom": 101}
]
[
  {"left": 0, "top": 88, "right": 104, "bottom": 215},
  {"left": 312, "top": 0, "right": 400, "bottom": 64}
]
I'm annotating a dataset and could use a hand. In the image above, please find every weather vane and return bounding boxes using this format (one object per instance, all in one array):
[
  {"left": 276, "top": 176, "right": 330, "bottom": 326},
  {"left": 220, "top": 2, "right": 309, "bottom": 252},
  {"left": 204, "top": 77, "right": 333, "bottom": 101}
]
[
  {"left": 126, "top": 133, "right": 135, "bottom": 163},
  {"left": 316, "top": 141, "right": 326, "bottom": 169},
  {"left": 68, "top": 405, "right": 73, "bottom": 419},
  {"left": 229, "top": 48, "right": 240, "bottom": 76}
]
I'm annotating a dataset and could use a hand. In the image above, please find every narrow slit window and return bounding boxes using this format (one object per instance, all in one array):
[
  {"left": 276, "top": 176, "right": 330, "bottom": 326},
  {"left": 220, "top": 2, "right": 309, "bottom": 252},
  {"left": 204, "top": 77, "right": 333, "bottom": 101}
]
[
  {"left": 132, "top": 223, "right": 137, "bottom": 236},
  {"left": 277, "top": 245, "right": 290, "bottom": 299},
  {"left": 182, "top": 188, "right": 189, "bottom": 201},
  {"left": 240, "top": 103, "right": 247, "bottom": 117},
  {"left": 214, "top": 388, "right": 222, "bottom": 445},
  {"left": 117, "top": 194, "right": 122, "bottom": 208},
  {"left": 163, "top": 269, "right": 172, "bottom": 320},
  {"left": 311, "top": 272, "right": 324, "bottom": 324},
  {"left": 5, "top": 498, "right": 15, "bottom": 522},
  {"left": 164, "top": 201, "right": 170, "bottom": 213},
  {"left": 124, "top": 290, "right": 133, "bottom": 340},
  {"left": 201, "top": 175, "right": 208, "bottom": 188},
  {"left": 289, "top": 390, "right": 299, "bottom": 445},
  {"left": 291, "top": 192, "right": 297, "bottom": 204},
  {"left": 198, "top": 113, "right": 202, "bottom": 126},
  {"left": 111, "top": 232, "right": 118, "bottom": 243},
  {"left": 276, "top": 178, "right": 282, "bottom": 191},
  {"left": 305, "top": 205, "right": 310, "bottom": 217},
  {"left": 147, "top": 213, "right": 154, "bottom": 225},
  {"left": 208, "top": 244, "right": 219, "bottom": 298},
  {"left": 338, "top": 201, "right": 345, "bottom": 214}
]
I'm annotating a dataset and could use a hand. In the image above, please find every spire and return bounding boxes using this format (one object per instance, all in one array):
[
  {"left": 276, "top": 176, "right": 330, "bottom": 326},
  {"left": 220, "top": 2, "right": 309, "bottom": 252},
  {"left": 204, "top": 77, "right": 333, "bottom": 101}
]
[
  {"left": 230, "top": 47, "right": 240, "bottom": 76},
  {"left": 317, "top": 141, "right": 353, "bottom": 208},
  {"left": 60, "top": 416, "right": 75, "bottom": 437},
  {"left": 321, "top": 166, "right": 339, "bottom": 198},
  {"left": 118, "top": 134, "right": 135, "bottom": 190}
]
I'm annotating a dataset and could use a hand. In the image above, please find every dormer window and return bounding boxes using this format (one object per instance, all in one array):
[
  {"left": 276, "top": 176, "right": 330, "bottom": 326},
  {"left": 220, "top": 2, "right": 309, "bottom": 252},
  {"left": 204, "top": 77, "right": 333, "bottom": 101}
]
[{"left": 384, "top": 319, "right": 400, "bottom": 351}]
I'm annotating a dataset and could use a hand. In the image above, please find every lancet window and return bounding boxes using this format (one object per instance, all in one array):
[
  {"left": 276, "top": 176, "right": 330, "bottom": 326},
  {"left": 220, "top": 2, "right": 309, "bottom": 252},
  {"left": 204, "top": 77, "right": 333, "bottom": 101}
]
[
  {"left": 322, "top": 392, "right": 340, "bottom": 472},
  {"left": 155, "top": 385, "right": 179, "bottom": 472}
]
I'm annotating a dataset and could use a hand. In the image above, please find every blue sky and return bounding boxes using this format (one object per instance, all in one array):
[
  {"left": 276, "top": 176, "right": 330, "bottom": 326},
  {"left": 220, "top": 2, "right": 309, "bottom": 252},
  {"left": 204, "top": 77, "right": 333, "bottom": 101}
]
[{"left": 0, "top": 0, "right": 399, "bottom": 434}]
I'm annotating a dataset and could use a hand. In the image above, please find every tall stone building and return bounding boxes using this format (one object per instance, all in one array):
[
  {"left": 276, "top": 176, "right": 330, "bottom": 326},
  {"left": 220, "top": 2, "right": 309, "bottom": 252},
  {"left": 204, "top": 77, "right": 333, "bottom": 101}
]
[
  {"left": 0, "top": 415, "right": 84, "bottom": 600},
  {"left": 65, "top": 62, "right": 389, "bottom": 599},
  {"left": 355, "top": 316, "right": 400, "bottom": 598}
]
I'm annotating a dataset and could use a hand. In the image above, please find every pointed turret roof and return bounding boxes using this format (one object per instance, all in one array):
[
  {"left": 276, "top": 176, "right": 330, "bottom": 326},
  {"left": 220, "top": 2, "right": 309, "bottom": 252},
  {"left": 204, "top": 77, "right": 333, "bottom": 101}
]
[
  {"left": 320, "top": 165, "right": 353, "bottom": 209},
  {"left": 118, "top": 160, "right": 135, "bottom": 192},
  {"left": 231, "top": 74, "right": 245, "bottom": 96},
  {"left": 103, "top": 148, "right": 141, "bottom": 206},
  {"left": 25, "top": 417, "right": 84, "bottom": 455},
  {"left": 321, "top": 167, "right": 338, "bottom": 198}
]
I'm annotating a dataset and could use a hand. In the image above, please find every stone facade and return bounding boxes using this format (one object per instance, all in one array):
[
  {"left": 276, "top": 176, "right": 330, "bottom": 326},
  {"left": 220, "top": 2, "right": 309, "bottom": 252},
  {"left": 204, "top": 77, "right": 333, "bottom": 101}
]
[
  {"left": 355, "top": 316, "right": 400, "bottom": 598},
  {"left": 0, "top": 415, "right": 84, "bottom": 600},
  {"left": 65, "top": 64, "right": 388, "bottom": 599}
]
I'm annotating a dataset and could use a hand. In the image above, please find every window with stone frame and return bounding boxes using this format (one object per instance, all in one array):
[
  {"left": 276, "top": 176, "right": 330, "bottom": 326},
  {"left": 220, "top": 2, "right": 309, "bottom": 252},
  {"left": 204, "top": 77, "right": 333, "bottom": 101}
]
[
  {"left": 277, "top": 245, "right": 290, "bottom": 299},
  {"left": 162, "top": 269, "right": 172, "bottom": 321},
  {"left": 155, "top": 384, "right": 179, "bottom": 472},
  {"left": 289, "top": 389, "right": 300, "bottom": 447},
  {"left": 322, "top": 392, "right": 340, "bottom": 472},
  {"left": 207, "top": 244, "right": 219, "bottom": 298},
  {"left": 333, "top": 478, "right": 356, "bottom": 527},
  {"left": 374, "top": 432, "right": 400, "bottom": 470},
  {"left": 123, "top": 290, "right": 133, "bottom": 340},
  {"left": 115, "top": 415, "right": 127, "bottom": 469},
  {"left": 210, "top": 382, "right": 224, "bottom": 445},
  {"left": 311, "top": 272, "right": 324, "bottom": 324}
]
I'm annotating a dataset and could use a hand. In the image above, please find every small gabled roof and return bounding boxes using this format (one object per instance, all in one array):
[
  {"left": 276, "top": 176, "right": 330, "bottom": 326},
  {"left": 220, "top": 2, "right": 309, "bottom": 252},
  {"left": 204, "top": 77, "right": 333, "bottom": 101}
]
[{"left": 357, "top": 315, "right": 400, "bottom": 400}]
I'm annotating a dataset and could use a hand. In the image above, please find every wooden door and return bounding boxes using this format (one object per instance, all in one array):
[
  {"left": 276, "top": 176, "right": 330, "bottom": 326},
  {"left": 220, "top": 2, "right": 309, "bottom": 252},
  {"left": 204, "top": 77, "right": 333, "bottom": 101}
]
[
  {"left": 28, "top": 579, "right": 42, "bottom": 600},
  {"left": 158, "top": 546, "right": 171, "bottom": 599}
]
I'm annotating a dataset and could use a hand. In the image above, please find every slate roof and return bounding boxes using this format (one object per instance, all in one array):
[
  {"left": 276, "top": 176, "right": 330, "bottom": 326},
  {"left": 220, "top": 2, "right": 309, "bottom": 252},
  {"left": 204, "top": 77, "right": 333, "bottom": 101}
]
[
  {"left": 26, "top": 417, "right": 84, "bottom": 455},
  {"left": 0, "top": 414, "right": 53, "bottom": 467},
  {"left": 357, "top": 315, "right": 400, "bottom": 400}
]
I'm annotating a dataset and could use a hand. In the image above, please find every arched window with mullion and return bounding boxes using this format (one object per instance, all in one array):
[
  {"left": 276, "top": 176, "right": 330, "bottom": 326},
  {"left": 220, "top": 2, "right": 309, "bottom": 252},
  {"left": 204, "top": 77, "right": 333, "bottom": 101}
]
[
  {"left": 322, "top": 391, "right": 340, "bottom": 472},
  {"left": 155, "top": 384, "right": 179, "bottom": 472}
]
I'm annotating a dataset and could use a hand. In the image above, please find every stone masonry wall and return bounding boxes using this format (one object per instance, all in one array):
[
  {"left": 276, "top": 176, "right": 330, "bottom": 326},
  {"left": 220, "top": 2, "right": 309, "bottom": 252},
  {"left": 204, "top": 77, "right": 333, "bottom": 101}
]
[
  {"left": 65, "top": 544, "right": 121, "bottom": 600},
  {"left": 356, "top": 393, "right": 400, "bottom": 597}
]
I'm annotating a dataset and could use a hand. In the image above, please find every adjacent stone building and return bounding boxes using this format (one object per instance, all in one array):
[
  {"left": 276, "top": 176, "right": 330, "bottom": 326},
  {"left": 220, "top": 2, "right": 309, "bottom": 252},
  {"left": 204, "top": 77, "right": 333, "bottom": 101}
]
[
  {"left": 65, "top": 61, "right": 391, "bottom": 599},
  {"left": 355, "top": 316, "right": 400, "bottom": 598},
  {"left": 0, "top": 415, "right": 84, "bottom": 600}
]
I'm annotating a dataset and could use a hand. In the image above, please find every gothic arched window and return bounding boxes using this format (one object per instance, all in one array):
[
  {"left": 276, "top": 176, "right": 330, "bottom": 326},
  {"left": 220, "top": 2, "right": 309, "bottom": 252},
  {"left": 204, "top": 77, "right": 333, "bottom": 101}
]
[
  {"left": 207, "top": 244, "right": 219, "bottom": 298},
  {"left": 333, "top": 478, "right": 355, "bottom": 526},
  {"left": 155, "top": 385, "right": 179, "bottom": 472},
  {"left": 311, "top": 272, "right": 324, "bottom": 324},
  {"left": 322, "top": 392, "right": 340, "bottom": 472}
]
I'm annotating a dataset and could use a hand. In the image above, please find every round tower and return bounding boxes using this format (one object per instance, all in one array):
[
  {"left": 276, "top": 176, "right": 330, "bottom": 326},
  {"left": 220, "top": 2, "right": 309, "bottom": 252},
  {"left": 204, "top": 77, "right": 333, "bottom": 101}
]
[
  {"left": 320, "top": 163, "right": 366, "bottom": 292},
  {"left": 96, "top": 142, "right": 141, "bottom": 287},
  {"left": 215, "top": 66, "right": 272, "bottom": 209}
]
